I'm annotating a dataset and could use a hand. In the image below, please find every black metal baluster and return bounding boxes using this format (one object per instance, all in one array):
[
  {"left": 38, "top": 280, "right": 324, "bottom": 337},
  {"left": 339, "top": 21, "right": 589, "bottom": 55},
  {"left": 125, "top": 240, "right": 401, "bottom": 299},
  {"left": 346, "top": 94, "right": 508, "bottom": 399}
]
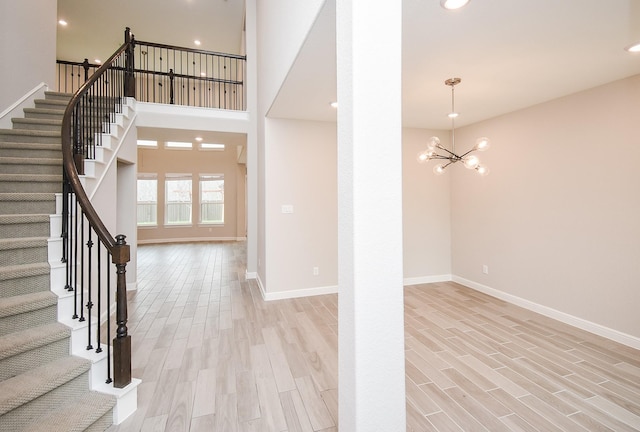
[
  {"left": 96, "top": 241, "right": 103, "bottom": 353},
  {"left": 106, "top": 251, "right": 112, "bottom": 384},
  {"left": 79, "top": 212, "right": 85, "bottom": 322},
  {"left": 169, "top": 69, "right": 174, "bottom": 104},
  {"left": 72, "top": 197, "right": 79, "bottom": 319},
  {"left": 86, "top": 228, "right": 94, "bottom": 349}
]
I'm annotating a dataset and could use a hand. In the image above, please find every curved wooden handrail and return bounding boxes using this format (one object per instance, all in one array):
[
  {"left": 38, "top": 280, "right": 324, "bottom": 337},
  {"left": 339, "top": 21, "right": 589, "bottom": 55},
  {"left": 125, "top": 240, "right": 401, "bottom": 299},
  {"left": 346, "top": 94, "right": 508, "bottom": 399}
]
[
  {"left": 60, "top": 41, "right": 128, "bottom": 250},
  {"left": 60, "top": 29, "right": 133, "bottom": 388}
]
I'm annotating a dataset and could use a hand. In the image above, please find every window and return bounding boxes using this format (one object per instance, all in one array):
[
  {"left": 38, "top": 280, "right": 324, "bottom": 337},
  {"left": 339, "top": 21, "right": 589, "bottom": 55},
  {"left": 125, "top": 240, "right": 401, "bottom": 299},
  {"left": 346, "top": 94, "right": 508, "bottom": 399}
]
[
  {"left": 165, "top": 141, "right": 193, "bottom": 149},
  {"left": 165, "top": 174, "right": 192, "bottom": 225},
  {"left": 137, "top": 174, "right": 157, "bottom": 226},
  {"left": 200, "top": 174, "right": 224, "bottom": 224},
  {"left": 137, "top": 139, "right": 157, "bottom": 148},
  {"left": 199, "top": 143, "right": 225, "bottom": 151}
]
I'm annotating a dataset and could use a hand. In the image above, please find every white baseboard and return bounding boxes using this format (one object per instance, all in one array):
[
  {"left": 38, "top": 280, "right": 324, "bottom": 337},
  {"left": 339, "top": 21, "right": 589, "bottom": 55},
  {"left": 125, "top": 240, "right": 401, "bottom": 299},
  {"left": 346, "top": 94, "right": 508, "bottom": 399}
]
[
  {"left": 137, "top": 237, "right": 245, "bottom": 245},
  {"left": 255, "top": 273, "right": 450, "bottom": 302},
  {"left": 452, "top": 276, "right": 640, "bottom": 350},
  {"left": 258, "top": 280, "right": 338, "bottom": 302},
  {"left": 404, "top": 274, "right": 452, "bottom": 286},
  {"left": 245, "top": 270, "right": 257, "bottom": 280}
]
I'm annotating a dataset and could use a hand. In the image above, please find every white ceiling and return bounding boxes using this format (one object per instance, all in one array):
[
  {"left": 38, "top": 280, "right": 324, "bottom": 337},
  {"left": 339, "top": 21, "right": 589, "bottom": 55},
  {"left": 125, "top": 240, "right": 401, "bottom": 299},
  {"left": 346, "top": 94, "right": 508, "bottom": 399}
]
[
  {"left": 269, "top": 0, "right": 640, "bottom": 129},
  {"left": 58, "top": 0, "right": 640, "bottom": 131},
  {"left": 56, "top": 0, "right": 245, "bottom": 62}
]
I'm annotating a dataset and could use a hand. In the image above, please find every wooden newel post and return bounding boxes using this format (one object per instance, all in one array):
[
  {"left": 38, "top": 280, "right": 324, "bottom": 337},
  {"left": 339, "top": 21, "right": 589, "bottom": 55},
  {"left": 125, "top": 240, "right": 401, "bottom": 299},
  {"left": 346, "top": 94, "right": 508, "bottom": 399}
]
[
  {"left": 124, "top": 27, "right": 136, "bottom": 98},
  {"left": 112, "top": 234, "right": 131, "bottom": 388}
]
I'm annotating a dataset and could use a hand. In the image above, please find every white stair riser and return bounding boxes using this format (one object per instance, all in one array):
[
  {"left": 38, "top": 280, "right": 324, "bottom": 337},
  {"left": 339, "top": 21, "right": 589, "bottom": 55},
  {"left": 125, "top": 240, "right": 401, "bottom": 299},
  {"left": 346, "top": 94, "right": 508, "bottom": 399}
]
[{"left": 49, "top": 214, "right": 62, "bottom": 238}]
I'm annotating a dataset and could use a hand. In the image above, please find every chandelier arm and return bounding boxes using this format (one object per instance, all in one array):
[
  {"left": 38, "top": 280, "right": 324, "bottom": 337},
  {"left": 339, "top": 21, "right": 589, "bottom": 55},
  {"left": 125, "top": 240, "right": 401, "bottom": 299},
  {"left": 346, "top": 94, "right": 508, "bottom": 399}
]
[
  {"left": 437, "top": 146, "right": 461, "bottom": 159},
  {"left": 441, "top": 160, "right": 455, "bottom": 169},
  {"left": 458, "top": 148, "right": 477, "bottom": 159}
]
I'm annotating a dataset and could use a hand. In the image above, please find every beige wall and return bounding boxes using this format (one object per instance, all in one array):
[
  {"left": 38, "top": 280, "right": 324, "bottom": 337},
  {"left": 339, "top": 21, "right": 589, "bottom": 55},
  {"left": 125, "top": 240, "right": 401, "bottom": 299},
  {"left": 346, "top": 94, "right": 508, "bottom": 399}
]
[
  {"left": 451, "top": 74, "right": 640, "bottom": 341},
  {"left": 255, "top": 0, "right": 327, "bottom": 288},
  {"left": 0, "top": 0, "right": 57, "bottom": 111},
  {"left": 261, "top": 119, "right": 454, "bottom": 296},
  {"left": 264, "top": 118, "right": 338, "bottom": 296},
  {"left": 137, "top": 135, "right": 247, "bottom": 243},
  {"left": 403, "top": 128, "right": 452, "bottom": 282}
]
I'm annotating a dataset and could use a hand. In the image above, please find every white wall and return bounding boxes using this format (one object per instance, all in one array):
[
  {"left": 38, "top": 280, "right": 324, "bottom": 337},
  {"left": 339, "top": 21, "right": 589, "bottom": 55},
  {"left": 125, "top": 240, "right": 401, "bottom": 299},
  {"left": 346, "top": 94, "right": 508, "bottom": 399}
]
[
  {"left": 264, "top": 118, "right": 338, "bottom": 298},
  {"left": 0, "top": 0, "right": 57, "bottom": 111},
  {"left": 451, "top": 75, "right": 640, "bottom": 343}
]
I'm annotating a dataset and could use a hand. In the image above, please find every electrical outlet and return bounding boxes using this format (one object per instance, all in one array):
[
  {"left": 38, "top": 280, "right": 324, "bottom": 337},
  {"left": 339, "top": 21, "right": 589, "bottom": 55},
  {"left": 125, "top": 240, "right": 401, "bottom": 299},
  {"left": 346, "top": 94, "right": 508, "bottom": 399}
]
[
  {"left": 313, "top": 267, "right": 319, "bottom": 276},
  {"left": 482, "top": 265, "right": 489, "bottom": 274},
  {"left": 281, "top": 204, "right": 294, "bottom": 214}
]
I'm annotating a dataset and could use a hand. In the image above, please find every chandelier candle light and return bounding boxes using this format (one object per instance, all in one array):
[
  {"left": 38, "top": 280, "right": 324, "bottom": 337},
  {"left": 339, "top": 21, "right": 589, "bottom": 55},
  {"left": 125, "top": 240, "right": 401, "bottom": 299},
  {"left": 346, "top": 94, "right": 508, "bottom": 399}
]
[{"left": 418, "top": 78, "right": 490, "bottom": 176}]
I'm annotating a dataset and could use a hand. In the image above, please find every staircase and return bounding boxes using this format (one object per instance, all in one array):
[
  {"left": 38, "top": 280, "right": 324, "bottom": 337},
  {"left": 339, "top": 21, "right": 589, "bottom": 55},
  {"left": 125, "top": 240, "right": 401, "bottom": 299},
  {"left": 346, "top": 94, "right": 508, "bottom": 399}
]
[{"left": 0, "top": 92, "right": 116, "bottom": 431}]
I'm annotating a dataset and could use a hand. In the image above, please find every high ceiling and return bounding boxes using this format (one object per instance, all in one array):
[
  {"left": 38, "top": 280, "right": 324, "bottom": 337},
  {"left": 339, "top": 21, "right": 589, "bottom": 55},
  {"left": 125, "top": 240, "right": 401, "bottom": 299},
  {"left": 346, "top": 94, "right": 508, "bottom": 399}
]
[
  {"left": 56, "top": 0, "right": 245, "bottom": 62},
  {"left": 269, "top": 0, "right": 640, "bottom": 129},
  {"left": 57, "top": 0, "right": 640, "bottom": 130}
]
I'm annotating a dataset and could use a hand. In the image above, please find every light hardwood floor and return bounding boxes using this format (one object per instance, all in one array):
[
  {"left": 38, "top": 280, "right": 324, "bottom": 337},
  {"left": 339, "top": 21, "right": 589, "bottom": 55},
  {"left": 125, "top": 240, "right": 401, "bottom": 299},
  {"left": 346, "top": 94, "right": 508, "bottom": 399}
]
[{"left": 109, "top": 242, "right": 640, "bottom": 431}]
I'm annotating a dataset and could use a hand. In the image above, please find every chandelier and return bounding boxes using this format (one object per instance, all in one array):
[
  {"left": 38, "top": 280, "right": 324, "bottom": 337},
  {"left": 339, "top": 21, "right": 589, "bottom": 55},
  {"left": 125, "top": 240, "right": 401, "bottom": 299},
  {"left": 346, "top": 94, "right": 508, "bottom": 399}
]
[{"left": 418, "top": 78, "right": 490, "bottom": 176}]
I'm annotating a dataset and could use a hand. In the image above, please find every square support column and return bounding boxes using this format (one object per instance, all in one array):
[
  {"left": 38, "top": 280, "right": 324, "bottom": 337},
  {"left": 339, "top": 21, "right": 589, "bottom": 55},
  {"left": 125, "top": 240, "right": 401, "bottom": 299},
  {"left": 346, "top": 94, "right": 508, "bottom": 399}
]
[{"left": 336, "top": 0, "right": 406, "bottom": 430}]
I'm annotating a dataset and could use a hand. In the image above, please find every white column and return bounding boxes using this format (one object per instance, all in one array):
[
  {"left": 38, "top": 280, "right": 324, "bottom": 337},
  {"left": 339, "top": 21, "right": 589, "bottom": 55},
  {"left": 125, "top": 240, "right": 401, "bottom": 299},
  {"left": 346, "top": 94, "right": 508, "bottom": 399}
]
[
  {"left": 244, "top": 0, "right": 259, "bottom": 277},
  {"left": 336, "top": 0, "right": 406, "bottom": 430}
]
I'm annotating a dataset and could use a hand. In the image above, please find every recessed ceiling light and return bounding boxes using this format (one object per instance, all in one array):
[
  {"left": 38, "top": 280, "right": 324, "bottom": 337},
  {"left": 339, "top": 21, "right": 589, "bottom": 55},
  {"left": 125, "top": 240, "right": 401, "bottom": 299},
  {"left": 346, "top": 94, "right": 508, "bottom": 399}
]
[
  {"left": 195, "top": 136, "right": 203, "bottom": 141},
  {"left": 440, "top": 0, "right": 470, "bottom": 10},
  {"left": 625, "top": 42, "right": 640, "bottom": 53},
  {"left": 200, "top": 72, "right": 206, "bottom": 77},
  {"left": 330, "top": 102, "right": 338, "bottom": 108},
  {"left": 194, "top": 40, "right": 201, "bottom": 46},
  {"left": 94, "top": 59, "right": 102, "bottom": 64},
  {"left": 448, "top": 112, "right": 459, "bottom": 118},
  {"left": 58, "top": 19, "right": 68, "bottom": 26}
]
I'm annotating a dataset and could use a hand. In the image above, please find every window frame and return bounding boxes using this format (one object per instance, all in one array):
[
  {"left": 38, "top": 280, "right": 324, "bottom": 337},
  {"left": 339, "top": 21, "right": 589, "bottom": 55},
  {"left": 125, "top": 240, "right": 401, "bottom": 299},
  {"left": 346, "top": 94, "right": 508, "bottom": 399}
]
[
  {"left": 199, "top": 174, "right": 225, "bottom": 225},
  {"left": 164, "top": 174, "right": 193, "bottom": 226},
  {"left": 136, "top": 174, "right": 158, "bottom": 227}
]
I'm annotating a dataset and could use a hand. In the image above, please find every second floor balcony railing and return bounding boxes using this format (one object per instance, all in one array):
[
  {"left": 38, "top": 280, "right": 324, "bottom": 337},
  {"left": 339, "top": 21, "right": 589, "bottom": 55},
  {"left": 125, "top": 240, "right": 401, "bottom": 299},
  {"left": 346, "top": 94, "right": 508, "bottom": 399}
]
[{"left": 57, "top": 34, "right": 246, "bottom": 111}]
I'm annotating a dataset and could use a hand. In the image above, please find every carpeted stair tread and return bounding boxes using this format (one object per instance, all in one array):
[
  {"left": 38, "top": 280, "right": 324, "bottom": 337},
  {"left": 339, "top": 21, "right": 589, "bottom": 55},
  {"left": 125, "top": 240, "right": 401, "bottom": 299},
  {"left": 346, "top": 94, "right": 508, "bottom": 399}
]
[
  {"left": 12, "top": 118, "right": 63, "bottom": 130},
  {"left": 0, "top": 173, "right": 61, "bottom": 182},
  {"left": 0, "top": 176, "right": 62, "bottom": 194},
  {"left": 0, "top": 156, "right": 62, "bottom": 165},
  {"left": 23, "top": 107, "right": 66, "bottom": 117},
  {"left": 0, "top": 141, "right": 62, "bottom": 159},
  {"left": 0, "top": 356, "right": 90, "bottom": 415},
  {"left": 0, "top": 214, "right": 51, "bottom": 238},
  {"left": 0, "top": 322, "right": 69, "bottom": 362},
  {"left": 0, "top": 214, "right": 50, "bottom": 223},
  {"left": 0, "top": 291, "right": 57, "bottom": 319},
  {"left": 44, "top": 91, "right": 73, "bottom": 99},
  {"left": 0, "top": 236, "right": 49, "bottom": 266},
  {"left": 34, "top": 98, "right": 68, "bottom": 108},
  {"left": 0, "top": 192, "right": 55, "bottom": 201},
  {"left": 22, "top": 391, "right": 115, "bottom": 432},
  {"left": 0, "top": 237, "right": 48, "bottom": 251},
  {"left": 0, "top": 129, "right": 61, "bottom": 145},
  {"left": 0, "top": 141, "right": 62, "bottom": 151},
  {"left": 12, "top": 117, "right": 63, "bottom": 125},
  {"left": 0, "top": 262, "right": 50, "bottom": 282},
  {"left": 0, "top": 129, "right": 61, "bottom": 138},
  {"left": 0, "top": 193, "right": 57, "bottom": 217}
]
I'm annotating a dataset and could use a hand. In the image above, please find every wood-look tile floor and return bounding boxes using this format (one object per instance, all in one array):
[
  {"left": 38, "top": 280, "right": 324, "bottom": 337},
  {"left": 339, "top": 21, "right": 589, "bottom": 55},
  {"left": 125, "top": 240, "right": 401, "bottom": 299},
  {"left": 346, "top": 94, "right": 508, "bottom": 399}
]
[{"left": 109, "top": 242, "right": 640, "bottom": 431}]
